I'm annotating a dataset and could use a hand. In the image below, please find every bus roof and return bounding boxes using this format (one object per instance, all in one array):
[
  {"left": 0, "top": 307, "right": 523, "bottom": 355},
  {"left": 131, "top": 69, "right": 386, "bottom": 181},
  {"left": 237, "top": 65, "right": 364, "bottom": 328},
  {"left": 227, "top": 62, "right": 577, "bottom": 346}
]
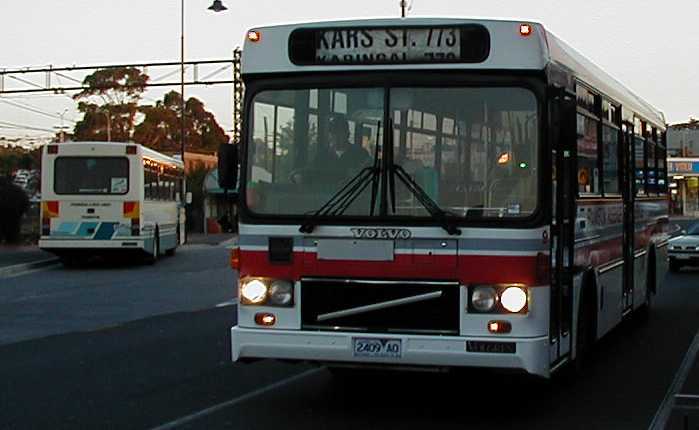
[
  {"left": 56, "top": 141, "right": 184, "bottom": 169},
  {"left": 242, "top": 17, "right": 665, "bottom": 128}
]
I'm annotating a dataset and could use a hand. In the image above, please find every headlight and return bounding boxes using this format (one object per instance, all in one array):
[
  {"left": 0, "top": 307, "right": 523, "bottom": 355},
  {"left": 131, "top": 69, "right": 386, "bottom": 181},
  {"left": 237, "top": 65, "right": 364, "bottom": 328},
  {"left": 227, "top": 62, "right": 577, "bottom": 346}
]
[
  {"left": 501, "top": 286, "right": 528, "bottom": 313},
  {"left": 471, "top": 286, "right": 497, "bottom": 312},
  {"left": 240, "top": 279, "right": 268, "bottom": 305},
  {"left": 268, "top": 280, "right": 294, "bottom": 306},
  {"left": 240, "top": 278, "right": 294, "bottom": 307}
]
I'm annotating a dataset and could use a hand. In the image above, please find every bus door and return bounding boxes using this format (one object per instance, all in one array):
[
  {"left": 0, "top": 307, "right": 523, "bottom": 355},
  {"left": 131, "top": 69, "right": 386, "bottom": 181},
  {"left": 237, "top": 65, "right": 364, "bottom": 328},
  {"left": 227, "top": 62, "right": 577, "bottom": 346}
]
[
  {"left": 621, "top": 122, "right": 635, "bottom": 314},
  {"left": 550, "top": 88, "right": 576, "bottom": 364}
]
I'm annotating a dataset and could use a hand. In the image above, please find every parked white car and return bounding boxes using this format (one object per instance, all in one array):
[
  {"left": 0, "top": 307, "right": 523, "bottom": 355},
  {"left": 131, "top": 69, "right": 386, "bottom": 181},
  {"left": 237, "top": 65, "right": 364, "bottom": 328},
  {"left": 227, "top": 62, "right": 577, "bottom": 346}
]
[{"left": 668, "top": 223, "right": 699, "bottom": 272}]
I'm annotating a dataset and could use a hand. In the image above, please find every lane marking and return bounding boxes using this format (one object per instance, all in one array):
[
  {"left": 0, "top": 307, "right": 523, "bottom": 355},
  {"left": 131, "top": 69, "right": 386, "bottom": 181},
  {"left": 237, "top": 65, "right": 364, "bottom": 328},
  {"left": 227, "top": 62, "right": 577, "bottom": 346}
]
[
  {"left": 0, "top": 259, "right": 60, "bottom": 279},
  {"left": 215, "top": 298, "right": 238, "bottom": 308},
  {"left": 648, "top": 330, "right": 699, "bottom": 430},
  {"left": 148, "top": 367, "right": 323, "bottom": 430}
]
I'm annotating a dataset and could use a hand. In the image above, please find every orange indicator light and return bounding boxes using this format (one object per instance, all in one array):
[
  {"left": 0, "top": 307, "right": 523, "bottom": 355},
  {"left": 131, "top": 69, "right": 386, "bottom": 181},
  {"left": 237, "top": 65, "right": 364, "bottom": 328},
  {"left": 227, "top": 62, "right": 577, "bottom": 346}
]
[
  {"left": 519, "top": 23, "right": 533, "bottom": 37},
  {"left": 255, "top": 312, "right": 276, "bottom": 326},
  {"left": 488, "top": 320, "right": 512, "bottom": 334},
  {"left": 497, "top": 152, "right": 511, "bottom": 165},
  {"left": 247, "top": 30, "right": 261, "bottom": 43}
]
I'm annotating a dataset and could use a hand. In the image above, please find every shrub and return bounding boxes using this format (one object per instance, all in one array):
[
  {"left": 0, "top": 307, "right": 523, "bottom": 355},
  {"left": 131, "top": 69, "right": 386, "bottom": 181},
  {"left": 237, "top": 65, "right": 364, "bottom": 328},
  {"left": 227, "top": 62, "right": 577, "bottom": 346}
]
[{"left": 0, "top": 177, "right": 30, "bottom": 244}]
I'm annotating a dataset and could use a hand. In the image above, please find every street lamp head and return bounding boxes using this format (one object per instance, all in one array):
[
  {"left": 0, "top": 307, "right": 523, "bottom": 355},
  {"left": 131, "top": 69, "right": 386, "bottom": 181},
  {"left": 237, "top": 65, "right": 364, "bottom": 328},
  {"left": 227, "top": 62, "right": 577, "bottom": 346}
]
[{"left": 208, "top": 0, "right": 227, "bottom": 12}]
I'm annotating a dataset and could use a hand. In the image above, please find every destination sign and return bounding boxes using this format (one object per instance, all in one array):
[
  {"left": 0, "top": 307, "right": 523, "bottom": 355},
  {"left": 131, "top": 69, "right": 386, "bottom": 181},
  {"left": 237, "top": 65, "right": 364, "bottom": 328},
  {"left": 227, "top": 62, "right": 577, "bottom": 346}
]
[{"left": 289, "top": 25, "right": 490, "bottom": 65}]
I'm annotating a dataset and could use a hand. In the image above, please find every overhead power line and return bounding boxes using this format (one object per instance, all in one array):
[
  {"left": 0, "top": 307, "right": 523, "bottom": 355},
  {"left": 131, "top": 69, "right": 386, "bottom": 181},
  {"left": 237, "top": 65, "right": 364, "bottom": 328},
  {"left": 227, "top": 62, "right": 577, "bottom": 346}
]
[
  {"left": 0, "top": 120, "right": 55, "bottom": 133},
  {"left": 0, "top": 98, "right": 77, "bottom": 124}
]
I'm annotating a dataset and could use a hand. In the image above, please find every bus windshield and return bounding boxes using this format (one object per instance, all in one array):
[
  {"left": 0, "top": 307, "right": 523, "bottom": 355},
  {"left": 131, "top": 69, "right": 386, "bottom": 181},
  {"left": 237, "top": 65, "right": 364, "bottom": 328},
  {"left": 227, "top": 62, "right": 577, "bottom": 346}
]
[
  {"left": 54, "top": 156, "right": 130, "bottom": 195},
  {"left": 247, "top": 85, "right": 539, "bottom": 220}
]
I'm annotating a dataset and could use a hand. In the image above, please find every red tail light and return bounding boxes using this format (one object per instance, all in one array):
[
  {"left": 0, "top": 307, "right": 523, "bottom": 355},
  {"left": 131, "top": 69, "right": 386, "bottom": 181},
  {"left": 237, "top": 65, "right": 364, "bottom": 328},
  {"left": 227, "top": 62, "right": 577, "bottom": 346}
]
[
  {"left": 47, "top": 201, "right": 59, "bottom": 215},
  {"left": 123, "top": 201, "right": 139, "bottom": 218},
  {"left": 41, "top": 201, "right": 58, "bottom": 236},
  {"left": 42, "top": 201, "right": 59, "bottom": 218}
]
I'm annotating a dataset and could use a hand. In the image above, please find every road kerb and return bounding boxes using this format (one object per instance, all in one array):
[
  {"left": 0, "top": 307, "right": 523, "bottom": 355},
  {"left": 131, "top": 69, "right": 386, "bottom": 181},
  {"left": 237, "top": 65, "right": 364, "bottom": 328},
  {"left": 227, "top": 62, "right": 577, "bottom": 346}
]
[{"left": 0, "top": 258, "right": 60, "bottom": 279}]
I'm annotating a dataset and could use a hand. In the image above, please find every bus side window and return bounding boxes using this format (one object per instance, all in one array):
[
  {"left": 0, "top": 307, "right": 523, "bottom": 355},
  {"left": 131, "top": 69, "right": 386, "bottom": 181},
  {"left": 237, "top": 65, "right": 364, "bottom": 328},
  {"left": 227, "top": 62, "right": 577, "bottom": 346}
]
[{"left": 577, "top": 113, "right": 600, "bottom": 194}]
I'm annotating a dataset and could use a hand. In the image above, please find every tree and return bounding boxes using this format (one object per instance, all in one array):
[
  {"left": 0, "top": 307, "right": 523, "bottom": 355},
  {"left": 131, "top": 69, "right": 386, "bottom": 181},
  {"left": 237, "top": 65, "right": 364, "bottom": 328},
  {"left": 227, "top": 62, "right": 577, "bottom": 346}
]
[
  {"left": 135, "top": 91, "right": 229, "bottom": 153},
  {"left": 72, "top": 67, "right": 149, "bottom": 141},
  {"left": 133, "top": 91, "right": 229, "bottom": 153},
  {"left": 0, "top": 177, "right": 29, "bottom": 244}
]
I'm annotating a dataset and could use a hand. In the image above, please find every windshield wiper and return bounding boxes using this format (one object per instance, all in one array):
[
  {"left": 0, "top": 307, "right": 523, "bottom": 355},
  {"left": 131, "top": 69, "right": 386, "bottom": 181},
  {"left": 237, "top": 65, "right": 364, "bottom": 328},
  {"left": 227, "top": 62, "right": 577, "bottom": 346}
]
[
  {"left": 386, "top": 119, "right": 461, "bottom": 236},
  {"left": 389, "top": 164, "right": 461, "bottom": 236},
  {"left": 299, "top": 122, "right": 382, "bottom": 234}
]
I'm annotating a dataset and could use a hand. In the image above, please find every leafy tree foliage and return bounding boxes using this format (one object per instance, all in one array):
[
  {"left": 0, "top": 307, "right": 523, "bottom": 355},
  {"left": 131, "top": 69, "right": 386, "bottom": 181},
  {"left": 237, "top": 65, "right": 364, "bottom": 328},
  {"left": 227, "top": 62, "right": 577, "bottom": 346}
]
[
  {"left": 72, "top": 67, "right": 149, "bottom": 142},
  {"left": 133, "top": 91, "right": 229, "bottom": 153},
  {"left": 69, "top": 69, "right": 228, "bottom": 154},
  {"left": 0, "top": 176, "right": 29, "bottom": 244}
]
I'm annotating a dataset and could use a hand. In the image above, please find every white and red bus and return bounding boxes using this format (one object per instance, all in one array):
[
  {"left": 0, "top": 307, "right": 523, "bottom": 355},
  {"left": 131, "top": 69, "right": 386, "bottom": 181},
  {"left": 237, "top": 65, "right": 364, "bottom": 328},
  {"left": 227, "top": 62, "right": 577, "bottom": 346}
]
[{"left": 221, "top": 18, "right": 670, "bottom": 378}]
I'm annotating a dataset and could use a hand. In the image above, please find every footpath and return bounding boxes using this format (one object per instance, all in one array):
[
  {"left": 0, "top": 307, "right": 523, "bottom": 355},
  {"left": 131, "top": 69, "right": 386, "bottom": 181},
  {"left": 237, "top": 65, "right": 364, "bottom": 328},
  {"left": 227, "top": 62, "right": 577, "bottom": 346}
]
[
  {"left": 0, "top": 245, "right": 57, "bottom": 278},
  {"left": 0, "top": 233, "right": 236, "bottom": 278}
]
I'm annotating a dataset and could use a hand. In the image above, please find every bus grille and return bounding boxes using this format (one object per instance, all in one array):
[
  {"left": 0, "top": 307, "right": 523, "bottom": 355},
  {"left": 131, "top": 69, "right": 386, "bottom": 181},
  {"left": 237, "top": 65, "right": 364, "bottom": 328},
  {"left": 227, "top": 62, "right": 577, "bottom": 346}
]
[{"left": 300, "top": 278, "right": 460, "bottom": 335}]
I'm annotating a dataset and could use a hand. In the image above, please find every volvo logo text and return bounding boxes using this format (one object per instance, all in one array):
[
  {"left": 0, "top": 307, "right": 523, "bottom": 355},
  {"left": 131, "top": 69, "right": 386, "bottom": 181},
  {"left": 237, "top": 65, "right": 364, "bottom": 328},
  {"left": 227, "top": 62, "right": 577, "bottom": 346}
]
[{"left": 350, "top": 228, "right": 412, "bottom": 240}]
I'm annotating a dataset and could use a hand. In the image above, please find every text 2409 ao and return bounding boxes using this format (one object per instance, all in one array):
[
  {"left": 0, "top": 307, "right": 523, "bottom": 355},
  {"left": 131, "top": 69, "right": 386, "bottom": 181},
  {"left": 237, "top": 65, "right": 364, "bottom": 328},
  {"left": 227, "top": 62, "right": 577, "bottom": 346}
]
[{"left": 218, "top": 18, "right": 670, "bottom": 378}]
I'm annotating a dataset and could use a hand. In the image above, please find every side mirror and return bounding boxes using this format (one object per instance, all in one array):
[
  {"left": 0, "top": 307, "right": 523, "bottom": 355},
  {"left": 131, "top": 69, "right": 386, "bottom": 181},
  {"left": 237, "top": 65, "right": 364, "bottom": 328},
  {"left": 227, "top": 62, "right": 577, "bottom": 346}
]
[
  {"left": 185, "top": 192, "right": 193, "bottom": 205},
  {"left": 218, "top": 143, "right": 239, "bottom": 190}
]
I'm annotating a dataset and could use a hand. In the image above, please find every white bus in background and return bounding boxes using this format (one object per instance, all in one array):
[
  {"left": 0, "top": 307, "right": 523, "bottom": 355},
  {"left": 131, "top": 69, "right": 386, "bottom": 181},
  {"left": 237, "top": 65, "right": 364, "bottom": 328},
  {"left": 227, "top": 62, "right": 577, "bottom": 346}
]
[{"left": 39, "top": 141, "right": 188, "bottom": 265}]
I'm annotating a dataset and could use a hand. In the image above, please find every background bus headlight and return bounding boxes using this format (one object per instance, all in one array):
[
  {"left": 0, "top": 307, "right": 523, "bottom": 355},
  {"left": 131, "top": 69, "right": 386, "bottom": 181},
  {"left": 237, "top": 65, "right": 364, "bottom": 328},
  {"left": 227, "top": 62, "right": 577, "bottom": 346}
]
[
  {"left": 501, "top": 286, "right": 527, "bottom": 313},
  {"left": 268, "top": 280, "right": 293, "bottom": 307},
  {"left": 471, "top": 286, "right": 497, "bottom": 312},
  {"left": 240, "top": 279, "right": 268, "bottom": 305}
]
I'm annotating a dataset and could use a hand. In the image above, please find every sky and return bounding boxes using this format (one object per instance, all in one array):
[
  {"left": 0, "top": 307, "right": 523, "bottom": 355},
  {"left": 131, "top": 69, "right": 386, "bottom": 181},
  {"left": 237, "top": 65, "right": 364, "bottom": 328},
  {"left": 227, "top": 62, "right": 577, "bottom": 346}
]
[{"left": 1, "top": 0, "right": 698, "bottom": 143}]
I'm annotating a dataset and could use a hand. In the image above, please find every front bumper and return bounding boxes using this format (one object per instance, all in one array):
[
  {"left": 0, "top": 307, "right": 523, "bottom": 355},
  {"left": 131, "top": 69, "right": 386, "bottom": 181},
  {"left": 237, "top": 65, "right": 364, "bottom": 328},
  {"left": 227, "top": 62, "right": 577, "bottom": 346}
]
[
  {"left": 231, "top": 326, "right": 551, "bottom": 378},
  {"left": 669, "top": 251, "right": 699, "bottom": 262}
]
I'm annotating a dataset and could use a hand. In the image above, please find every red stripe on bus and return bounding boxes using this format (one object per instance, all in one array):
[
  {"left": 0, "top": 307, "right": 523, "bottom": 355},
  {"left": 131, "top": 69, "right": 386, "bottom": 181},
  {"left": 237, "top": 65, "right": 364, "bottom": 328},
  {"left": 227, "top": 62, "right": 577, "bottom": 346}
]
[{"left": 238, "top": 250, "right": 539, "bottom": 285}]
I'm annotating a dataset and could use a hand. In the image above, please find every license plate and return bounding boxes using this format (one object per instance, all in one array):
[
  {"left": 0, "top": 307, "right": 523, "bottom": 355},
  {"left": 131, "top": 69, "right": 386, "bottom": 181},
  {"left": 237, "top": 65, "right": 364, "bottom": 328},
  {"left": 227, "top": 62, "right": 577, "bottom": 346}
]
[
  {"left": 466, "top": 341, "right": 516, "bottom": 354},
  {"left": 352, "top": 337, "right": 402, "bottom": 358}
]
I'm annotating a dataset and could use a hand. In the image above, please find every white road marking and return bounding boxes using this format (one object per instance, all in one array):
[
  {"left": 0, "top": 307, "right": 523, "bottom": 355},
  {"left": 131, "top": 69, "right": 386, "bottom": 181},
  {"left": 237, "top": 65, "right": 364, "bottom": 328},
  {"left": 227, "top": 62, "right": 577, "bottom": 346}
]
[
  {"left": 215, "top": 298, "right": 238, "bottom": 308},
  {"left": 148, "top": 367, "right": 323, "bottom": 430},
  {"left": 648, "top": 330, "right": 699, "bottom": 430},
  {"left": 0, "top": 262, "right": 61, "bottom": 279}
]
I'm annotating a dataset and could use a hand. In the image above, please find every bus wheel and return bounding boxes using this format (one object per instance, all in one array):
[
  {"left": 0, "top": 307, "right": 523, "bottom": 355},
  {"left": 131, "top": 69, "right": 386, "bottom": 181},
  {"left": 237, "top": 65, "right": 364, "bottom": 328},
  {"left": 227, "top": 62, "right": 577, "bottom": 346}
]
[
  {"left": 637, "top": 253, "right": 655, "bottom": 321},
  {"left": 60, "top": 255, "right": 77, "bottom": 268},
  {"left": 166, "top": 229, "right": 178, "bottom": 257},
  {"left": 148, "top": 231, "right": 159, "bottom": 265},
  {"left": 573, "top": 282, "right": 594, "bottom": 375}
]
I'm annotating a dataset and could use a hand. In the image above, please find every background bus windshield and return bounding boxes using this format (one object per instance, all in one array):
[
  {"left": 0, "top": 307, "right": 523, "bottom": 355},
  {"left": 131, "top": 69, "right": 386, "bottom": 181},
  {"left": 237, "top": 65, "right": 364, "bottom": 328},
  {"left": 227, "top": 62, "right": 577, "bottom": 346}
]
[
  {"left": 54, "top": 157, "right": 129, "bottom": 195},
  {"left": 247, "top": 86, "right": 538, "bottom": 219}
]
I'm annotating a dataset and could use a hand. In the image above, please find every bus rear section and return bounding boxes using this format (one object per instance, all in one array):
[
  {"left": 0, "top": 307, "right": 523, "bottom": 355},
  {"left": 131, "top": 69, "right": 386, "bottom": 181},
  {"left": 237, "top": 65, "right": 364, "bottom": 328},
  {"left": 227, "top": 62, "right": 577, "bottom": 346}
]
[{"left": 39, "top": 142, "right": 147, "bottom": 261}]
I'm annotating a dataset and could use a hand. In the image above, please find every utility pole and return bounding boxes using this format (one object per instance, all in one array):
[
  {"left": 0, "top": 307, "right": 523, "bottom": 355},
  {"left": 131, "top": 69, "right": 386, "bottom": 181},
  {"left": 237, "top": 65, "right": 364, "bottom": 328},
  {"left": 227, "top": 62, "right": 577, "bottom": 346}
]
[
  {"left": 181, "top": 0, "right": 186, "bottom": 165},
  {"left": 54, "top": 108, "right": 69, "bottom": 143}
]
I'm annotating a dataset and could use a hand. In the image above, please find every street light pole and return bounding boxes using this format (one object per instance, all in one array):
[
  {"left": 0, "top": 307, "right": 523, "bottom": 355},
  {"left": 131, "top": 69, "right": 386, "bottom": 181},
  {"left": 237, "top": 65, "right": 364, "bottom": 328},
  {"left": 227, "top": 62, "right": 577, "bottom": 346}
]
[
  {"left": 181, "top": 0, "right": 186, "bottom": 166},
  {"left": 180, "top": 0, "right": 227, "bottom": 166}
]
